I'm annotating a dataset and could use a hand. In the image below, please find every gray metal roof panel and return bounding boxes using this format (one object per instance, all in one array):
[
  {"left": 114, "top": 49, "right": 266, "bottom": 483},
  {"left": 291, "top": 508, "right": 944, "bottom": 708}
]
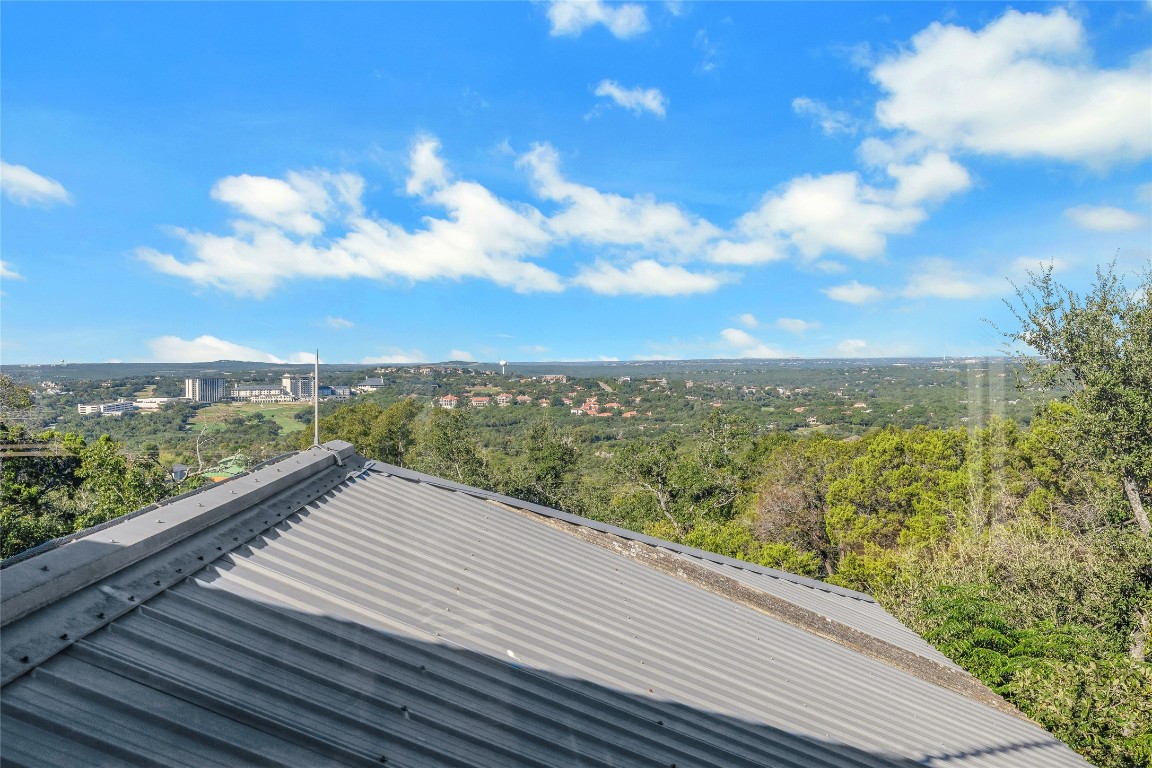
[{"left": 1, "top": 448, "right": 1089, "bottom": 767}]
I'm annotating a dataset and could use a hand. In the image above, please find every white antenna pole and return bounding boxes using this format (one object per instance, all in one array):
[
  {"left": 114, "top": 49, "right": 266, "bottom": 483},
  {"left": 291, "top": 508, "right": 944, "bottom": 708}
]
[{"left": 313, "top": 349, "right": 320, "bottom": 447}]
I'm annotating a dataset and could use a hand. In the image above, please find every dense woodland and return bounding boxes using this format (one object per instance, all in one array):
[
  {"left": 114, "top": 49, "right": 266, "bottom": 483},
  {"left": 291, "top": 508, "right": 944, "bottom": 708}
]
[{"left": 2, "top": 265, "right": 1149, "bottom": 766}]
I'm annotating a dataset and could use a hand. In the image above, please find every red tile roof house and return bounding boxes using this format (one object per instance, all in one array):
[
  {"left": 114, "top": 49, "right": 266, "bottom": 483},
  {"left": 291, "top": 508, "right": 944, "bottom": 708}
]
[
  {"left": 516, "top": 395, "right": 533, "bottom": 405},
  {"left": 436, "top": 394, "right": 458, "bottom": 409},
  {"left": 470, "top": 396, "right": 490, "bottom": 408},
  {"left": 496, "top": 394, "right": 513, "bottom": 407}
]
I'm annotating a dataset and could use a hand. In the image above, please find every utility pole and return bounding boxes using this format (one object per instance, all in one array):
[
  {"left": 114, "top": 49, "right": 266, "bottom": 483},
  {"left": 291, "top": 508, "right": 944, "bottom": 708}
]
[{"left": 313, "top": 350, "right": 320, "bottom": 448}]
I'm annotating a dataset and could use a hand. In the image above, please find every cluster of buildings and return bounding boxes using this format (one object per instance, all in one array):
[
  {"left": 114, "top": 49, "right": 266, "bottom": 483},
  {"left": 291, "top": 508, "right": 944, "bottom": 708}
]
[
  {"left": 76, "top": 376, "right": 350, "bottom": 416},
  {"left": 433, "top": 391, "right": 641, "bottom": 418}
]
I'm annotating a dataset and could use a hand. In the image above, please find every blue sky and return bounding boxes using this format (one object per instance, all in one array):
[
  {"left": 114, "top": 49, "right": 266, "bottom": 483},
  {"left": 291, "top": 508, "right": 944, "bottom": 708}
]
[{"left": 2, "top": 1, "right": 1149, "bottom": 365}]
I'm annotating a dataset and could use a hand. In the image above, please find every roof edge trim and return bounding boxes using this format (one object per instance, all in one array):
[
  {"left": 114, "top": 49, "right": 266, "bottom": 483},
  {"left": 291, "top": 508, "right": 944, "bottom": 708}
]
[{"left": 1, "top": 441, "right": 357, "bottom": 628}]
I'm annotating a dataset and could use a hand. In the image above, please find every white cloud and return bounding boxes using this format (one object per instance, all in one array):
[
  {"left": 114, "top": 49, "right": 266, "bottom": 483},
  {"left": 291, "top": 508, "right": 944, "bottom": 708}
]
[
  {"left": 361, "top": 347, "right": 427, "bottom": 364},
  {"left": 707, "top": 238, "right": 786, "bottom": 265},
  {"left": 887, "top": 152, "right": 972, "bottom": 207},
  {"left": 210, "top": 171, "right": 362, "bottom": 236},
  {"left": 776, "top": 317, "right": 820, "bottom": 334},
  {"left": 739, "top": 173, "right": 924, "bottom": 260},
  {"left": 593, "top": 80, "right": 667, "bottom": 117},
  {"left": 825, "top": 280, "right": 882, "bottom": 304},
  {"left": 1, "top": 161, "right": 72, "bottom": 207},
  {"left": 834, "top": 339, "right": 869, "bottom": 357},
  {"left": 1138, "top": 183, "right": 1152, "bottom": 203},
  {"left": 902, "top": 258, "right": 1005, "bottom": 300},
  {"left": 737, "top": 313, "right": 758, "bottom": 329},
  {"left": 141, "top": 137, "right": 562, "bottom": 297},
  {"left": 871, "top": 8, "right": 1152, "bottom": 166},
  {"left": 694, "top": 29, "right": 721, "bottom": 73},
  {"left": 573, "top": 260, "right": 728, "bottom": 296},
  {"left": 448, "top": 349, "right": 476, "bottom": 361},
  {"left": 1064, "top": 205, "right": 1147, "bottom": 232},
  {"left": 792, "top": 97, "right": 858, "bottom": 136},
  {"left": 519, "top": 143, "right": 721, "bottom": 258},
  {"left": 324, "top": 316, "right": 354, "bottom": 329},
  {"left": 148, "top": 335, "right": 312, "bottom": 363},
  {"left": 720, "top": 328, "right": 788, "bottom": 358},
  {"left": 1, "top": 261, "right": 23, "bottom": 280},
  {"left": 547, "top": 0, "right": 649, "bottom": 39}
]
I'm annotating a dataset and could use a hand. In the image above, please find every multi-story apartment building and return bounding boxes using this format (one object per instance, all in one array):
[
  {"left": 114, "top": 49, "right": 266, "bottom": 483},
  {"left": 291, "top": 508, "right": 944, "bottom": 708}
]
[
  {"left": 281, "top": 375, "right": 315, "bottom": 401},
  {"left": 77, "top": 400, "right": 138, "bottom": 416},
  {"left": 185, "top": 377, "right": 229, "bottom": 403}
]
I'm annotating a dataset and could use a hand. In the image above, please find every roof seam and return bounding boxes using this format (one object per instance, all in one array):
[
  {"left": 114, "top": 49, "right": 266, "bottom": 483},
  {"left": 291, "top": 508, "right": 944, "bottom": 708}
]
[
  {"left": 371, "top": 464, "right": 875, "bottom": 603},
  {"left": 492, "top": 499, "right": 1033, "bottom": 725}
]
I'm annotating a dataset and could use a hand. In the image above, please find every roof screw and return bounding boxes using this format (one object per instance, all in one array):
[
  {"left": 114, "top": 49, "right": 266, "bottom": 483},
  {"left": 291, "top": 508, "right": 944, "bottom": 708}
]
[
  {"left": 379, "top": 758, "right": 387, "bottom": 764},
  {"left": 96, "top": 613, "right": 105, "bottom": 619},
  {"left": 419, "top": 666, "right": 426, "bottom": 672},
  {"left": 154, "top": 581, "right": 161, "bottom": 587},
  {"left": 216, "top": 547, "right": 222, "bottom": 551},
  {"left": 156, "top": 520, "right": 164, "bottom": 524},
  {"left": 197, "top": 556, "right": 204, "bottom": 561},
  {"left": 19, "top": 656, "right": 29, "bottom": 663},
  {"left": 399, "top": 705, "right": 408, "bottom": 712},
  {"left": 657, "top": 720, "right": 663, "bottom": 726},
  {"left": 59, "top": 634, "right": 69, "bottom": 640},
  {"left": 175, "top": 568, "right": 182, "bottom": 573},
  {"left": 127, "top": 596, "right": 135, "bottom": 602},
  {"left": 40, "top": 565, "right": 49, "bottom": 572}
]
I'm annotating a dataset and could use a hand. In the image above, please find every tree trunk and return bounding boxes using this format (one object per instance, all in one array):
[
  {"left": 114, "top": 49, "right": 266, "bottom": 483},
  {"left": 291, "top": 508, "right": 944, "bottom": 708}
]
[
  {"left": 1131, "top": 607, "right": 1149, "bottom": 662},
  {"left": 1122, "top": 473, "right": 1150, "bottom": 536}
]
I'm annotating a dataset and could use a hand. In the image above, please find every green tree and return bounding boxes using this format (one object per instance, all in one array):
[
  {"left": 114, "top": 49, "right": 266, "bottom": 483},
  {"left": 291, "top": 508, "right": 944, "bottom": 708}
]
[
  {"left": 410, "top": 408, "right": 488, "bottom": 486},
  {"left": 1004, "top": 262, "right": 1152, "bottom": 534}
]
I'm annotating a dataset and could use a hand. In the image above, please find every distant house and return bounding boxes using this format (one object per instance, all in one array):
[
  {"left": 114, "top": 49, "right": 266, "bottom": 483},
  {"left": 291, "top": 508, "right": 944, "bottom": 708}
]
[
  {"left": 437, "top": 394, "right": 458, "bottom": 409},
  {"left": 496, "top": 393, "right": 513, "bottom": 407},
  {"left": 542, "top": 374, "right": 568, "bottom": 384},
  {"left": 621, "top": 411, "right": 638, "bottom": 418},
  {"left": 470, "top": 396, "right": 490, "bottom": 408},
  {"left": 515, "top": 395, "right": 533, "bottom": 405},
  {"left": 356, "top": 377, "right": 387, "bottom": 392},
  {"left": 538, "top": 398, "right": 550, "bottom": 407}
]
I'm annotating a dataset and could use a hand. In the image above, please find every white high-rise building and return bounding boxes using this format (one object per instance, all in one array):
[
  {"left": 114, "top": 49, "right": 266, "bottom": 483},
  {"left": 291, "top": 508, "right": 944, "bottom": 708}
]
[
  {"left": 185, "top": 377, "right": 228, "bottom": 403},
  {"left": 281, "top": 374, "right": 315, "bottom": 401}
]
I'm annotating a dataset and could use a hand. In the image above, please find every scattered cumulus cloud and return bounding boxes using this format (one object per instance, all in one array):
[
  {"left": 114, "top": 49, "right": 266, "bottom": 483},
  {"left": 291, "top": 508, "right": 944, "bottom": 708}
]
[
  {"left": 870, "top": 8, "right": 1152, "bottom": 166},
  {"left": 825, "top": 280, "right": 882, "bottom": 304},
  {"left": 324, "top": 316, "right": 354, "bottom": 329},
  {"left": 902, "top": 258, "right": 1005, "bottom": 300},
  {"left": 448, "top": 349, "right": 476, "bottom": 361},
  {"left": 1, "top": 261, "right": 23, "bottom": 280},
  {"left": 739, "top": 173, "right": 924, "bottom": 261},
  {"left": 834, "top": 339, "right": 869, "bottom": 357},
  {"left": 593, "top": 80, "right": 668, "bottom": 118},
  {"left": 0, "top": 161, "right": 72, "bottom": 207},
  {"left": 547, "top": 0, "right": 648, "bottom": 39},
  {"left": 1064, "top": 205, "right": 1147, "bottom": 232},
  {"left": 519, "top": 143, "right": 720, "bottom": 257},
  {"left": 361, "top": 347, "right": 427, "bottom": 364},
  {"left": 792, "top": 97, "right": 858, "bottom": 136},
  {"left": 572, "top": 259, "right": 729, "bottom": 296},
  {"left": 148, "top": 335, "right": 312, "bottom": 363},
  {"left": 720, "top": 328, "right": 788, "bottom": 358},
  {"left": 693, "top": 30, "right": 721, "bottom": 73},
  {"left": 737, "top": 313, "right": 758, "bottom": 329},
  {"left": 141, "top": 137, "right": 561, "bottom": 297},
  {"left": 776, "top": 317, "right": 820, "bottom": 333},
  {"left": 886, "top": 152, "right": 972, "bottom": 207}
]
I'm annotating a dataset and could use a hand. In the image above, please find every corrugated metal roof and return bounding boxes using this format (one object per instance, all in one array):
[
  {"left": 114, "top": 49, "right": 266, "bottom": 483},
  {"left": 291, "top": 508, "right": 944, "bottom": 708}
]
[{"left": 1, "top": 443, "right": 1089, "bottom": 767}]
